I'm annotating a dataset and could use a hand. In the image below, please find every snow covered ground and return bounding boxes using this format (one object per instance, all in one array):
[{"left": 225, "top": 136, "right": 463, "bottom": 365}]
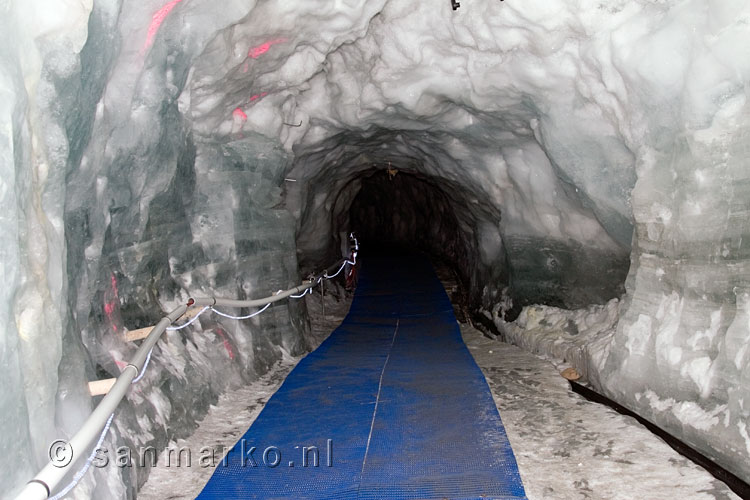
[
  {"left": 488, "top": 298, "right": 622, "bottom": 385},
  {"left": 139, "top": 284, "right": 737, "bottom": 499},
  {"left": 463, "top": 325, "right": 739, "bottom": 500},
  {"left": 137, "top": 354, "right": 298, "bottom": 500}
]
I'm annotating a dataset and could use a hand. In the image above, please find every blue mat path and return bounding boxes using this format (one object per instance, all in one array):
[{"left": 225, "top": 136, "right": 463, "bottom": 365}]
[{"left": 197, "top": 253, "right": 527, "bottom": 499}]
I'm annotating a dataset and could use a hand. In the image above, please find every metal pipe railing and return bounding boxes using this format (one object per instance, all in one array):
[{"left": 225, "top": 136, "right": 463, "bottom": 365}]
[
  {"left": 16, "top": 305, "right": 187, "bottom": 500},
  {"left": 191, "top": 280, "right": 317, "bottom": 309},
  {"left": 190, "top": 258, "right": 349, "bottom": 309},
  {"left": 16, "top": 242, "right": 358, "bottom": 499}
]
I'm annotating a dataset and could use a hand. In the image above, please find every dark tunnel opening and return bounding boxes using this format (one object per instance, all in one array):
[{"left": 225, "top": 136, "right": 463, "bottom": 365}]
[
  {"left": 310, "top": 160, "right": 630, "bottom": 322},
  {"left": 346, "top": 169, "right": 483, "bottom": 319},
  {"left": 290, "top": 130, "right": 629, "bottom": 321},
  {"left": 349, "top": 171, "right": 473, "bottom": 276}
]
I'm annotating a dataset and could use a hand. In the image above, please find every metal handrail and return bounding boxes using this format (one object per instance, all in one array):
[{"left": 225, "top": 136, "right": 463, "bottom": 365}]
[
  {"left": 16, "top": 305, "right": 187, "bottom": 500},
  {"left": 15, "top": 250, "right": 357, "bottom": 500}
]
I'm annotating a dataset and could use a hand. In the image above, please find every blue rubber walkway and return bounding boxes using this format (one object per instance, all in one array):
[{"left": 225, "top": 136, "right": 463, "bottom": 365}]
[{"left": 197, "top": 253, "right": 526, "bottom": 499}]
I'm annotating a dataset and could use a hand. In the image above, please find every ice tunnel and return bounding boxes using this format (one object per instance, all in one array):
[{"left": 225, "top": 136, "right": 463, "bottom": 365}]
[{"left": 1, "top": 0, "right": 750, "bottom": 498}]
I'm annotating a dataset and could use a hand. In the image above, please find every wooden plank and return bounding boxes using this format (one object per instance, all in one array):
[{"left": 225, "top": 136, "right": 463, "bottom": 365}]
[
  {"left": 124, "top": 327, "right": 152, "bottom": 342},
  {"left": 123, "top": 306, "right": 205, "bottom": 342},
  {"left": 88, "top": 378, "right": 116, "bottom": 397},
  {"left": 94, "top": 306, "right": 207, "bottom": 395}
]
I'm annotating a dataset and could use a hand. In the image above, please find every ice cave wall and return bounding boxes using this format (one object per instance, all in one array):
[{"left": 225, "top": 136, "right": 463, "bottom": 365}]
[
  {"left": 3, "top": 0, "right": 313, "bottom": 497},
  {"left": 1, "top": 0, "right": 750, "bottom": 497}
]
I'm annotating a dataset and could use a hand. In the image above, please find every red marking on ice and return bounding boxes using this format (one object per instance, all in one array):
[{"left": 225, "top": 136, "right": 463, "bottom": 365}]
[
  {"left": 247, "top": 38, "right": 287, "bottom": 59},
  {"left": 114, "top": 358, "right": 128, "bottom": 371},
  {"left": 143, "top": 0, "right": 185, "bottom": 52},
  {"left": 223, "top": 340, "right": 235, "bottom": 360},
  {"left": 111, "top": 274, "right": 119, "bottom": 298},
  {"left": 233, "top": 107, "right": 248, "bottom": 121},
  {"left": 104, "top": 273, "right": 120, "bottom": 332},
  {"left": 215, "top": 329, "right": 236, "bottom": 360},
  {"left": 104, "top": 301, "right": 116, "bottom": 317},
  {"left": 232, "top": 93, "right": 269, "bottom": 121}
]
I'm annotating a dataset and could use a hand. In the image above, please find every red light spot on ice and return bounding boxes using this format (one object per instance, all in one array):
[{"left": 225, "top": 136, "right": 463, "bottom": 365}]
[
  {"left": 143, "top": 0, "right": 185, "bottom": 52},
  {"left": 247, "top": 38, "right": 287, "bottom": 59},
  {"left": 233, "top": 107, "right": 248, "bottom": 121},
  {"left": 243, "top": 62, "right": 249, "bottom": 73},
  {"left": 249, "top": 92, "right": 268, "bottom": 102}
]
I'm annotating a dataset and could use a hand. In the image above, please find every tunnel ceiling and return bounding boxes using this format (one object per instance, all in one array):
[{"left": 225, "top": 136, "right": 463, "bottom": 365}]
[{"left": 169, "top": 0, "right": 650, "bottom": 308}]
